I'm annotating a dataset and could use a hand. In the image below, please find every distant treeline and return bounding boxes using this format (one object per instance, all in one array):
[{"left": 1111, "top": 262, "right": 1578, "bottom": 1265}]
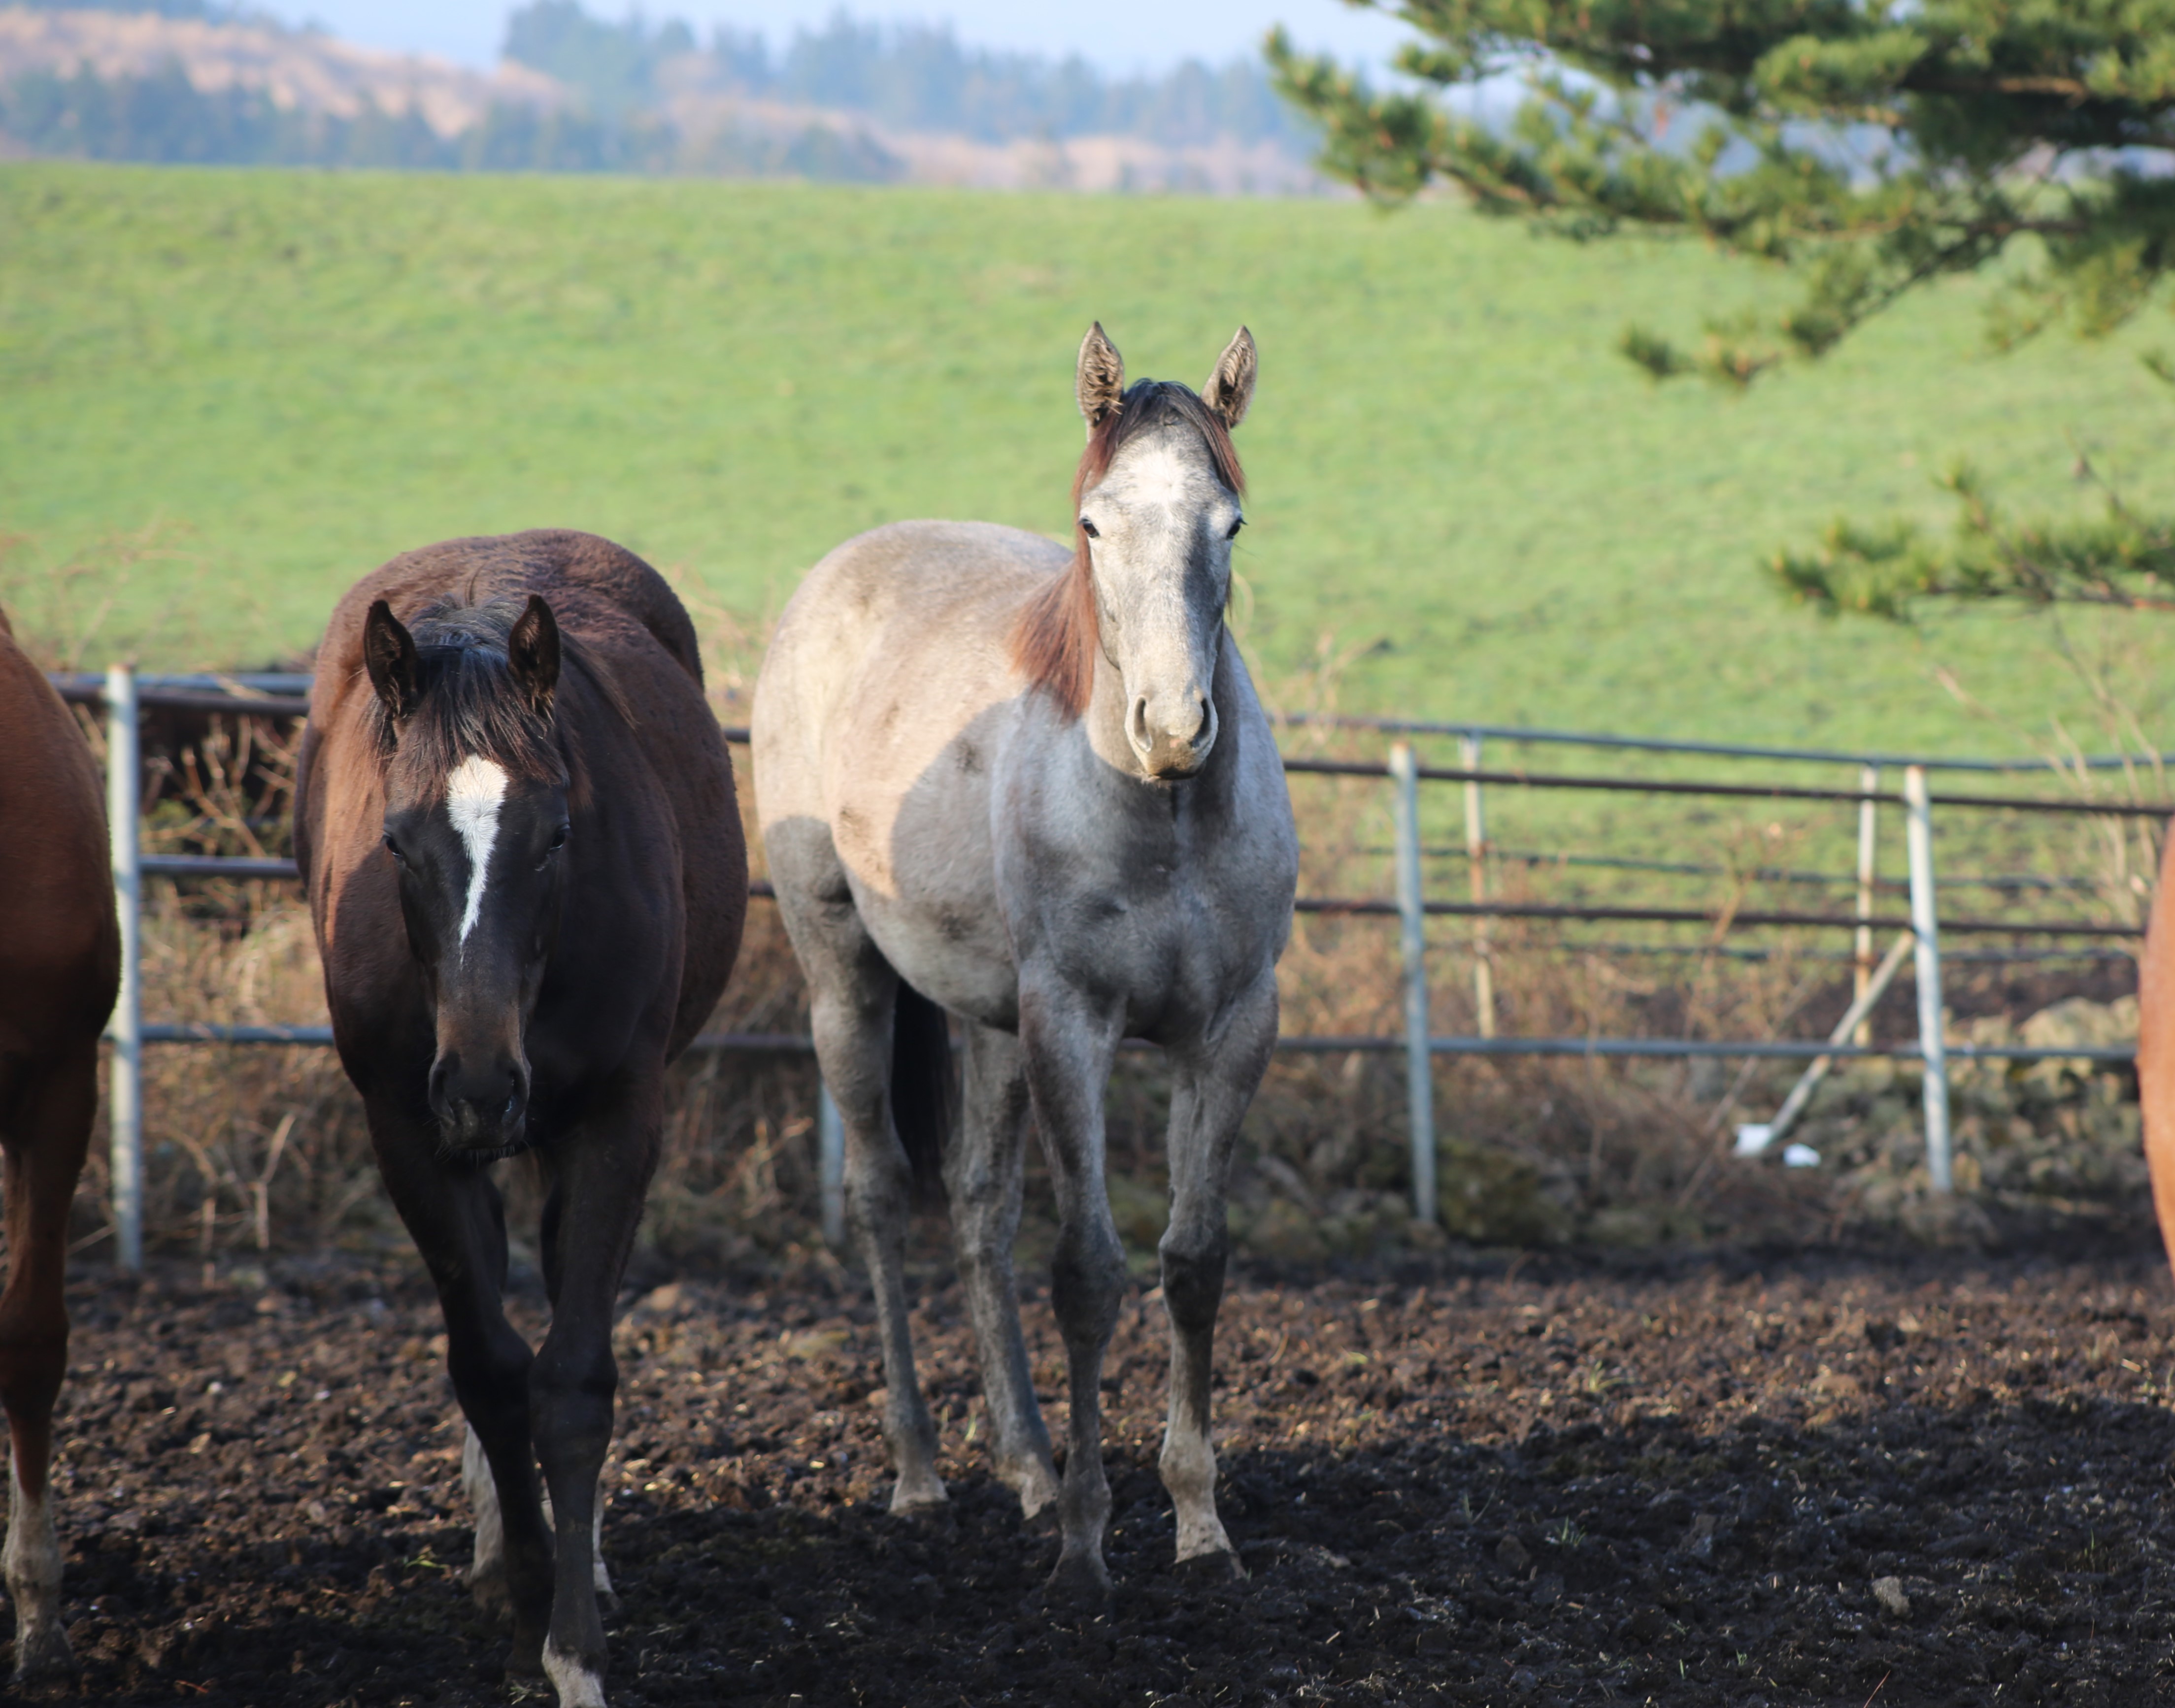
[
  {"left": 0, "top": 63, "right": 904, "bottom": 177},
  {"left": 0, "top": 0, "right": 1310, "bottom": 176},
  {"left": 16, "top": 0, "right": 228, "bottom": 14},
  {"left": 505, "top": 1, "right": 1311, "bottom": 150}
]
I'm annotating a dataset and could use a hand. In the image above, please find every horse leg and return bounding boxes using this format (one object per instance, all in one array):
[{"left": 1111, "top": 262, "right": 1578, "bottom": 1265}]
[
  {"left": 369, "top": 1109, "right": 554, "bottom": 1670},
  {"left": 777, "top": 850, "right": 944, "bottom": 1513},
  {"left": 1019, "top": 979, "right": 1125, "bottom": 1598},
  {"left": 530, "top": 1101, "right": 660, "bottom": 1708},
  {"left": 1160, "top": 972, "right": 1278, "bottom": 1576},
  {"left": 462, "top": 1421, "right": 511, "bottom": 1616},
  {"left": 947, "top": 1020, "right": 1058, "bottom": 1520},
  {"left": 466, "top": 1424, "right": 615, "bottom": 1607},
  {"left": 0, "top": 1043, "right": 95, "bottom": 1681}
]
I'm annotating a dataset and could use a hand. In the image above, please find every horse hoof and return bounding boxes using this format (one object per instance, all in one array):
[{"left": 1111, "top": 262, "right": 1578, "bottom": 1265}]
[
  {"left": 468, "top": 1570, "right": 514, "bottom": 1625},
  {"left": 1043, "top": 1551, "right": 1113, "bottom": 1605},
  {"left": 889, "top": 1479, "right": 948, "bottom": 1516},
  {"left": 507, "top": 1628, "right": 547, "bottom": 1678},
  {"left": 11, "top": 1622, "right": 77, "bottom": 1684},
  {"left": 1174, "top": 1547, "right": 1248, "bottom": 1585},
  {"left": 543, "top": 1637, "right": 609, "bottom": 1708},
  {"left": 1004, "top": 1463, "right": 1061, "bottom": 1525},
  {"left": 1020, "top": 1501, "right": 1059, "bottom": 1536}
]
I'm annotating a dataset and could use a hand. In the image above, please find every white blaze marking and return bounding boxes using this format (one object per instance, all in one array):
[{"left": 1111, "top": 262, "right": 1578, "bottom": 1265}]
[{"left": 445, "top": 755, "right": 508, "bottom": 948}]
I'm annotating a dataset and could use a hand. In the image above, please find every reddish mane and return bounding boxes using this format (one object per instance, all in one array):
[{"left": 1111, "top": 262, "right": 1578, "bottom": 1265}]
[{"left": 1011, "top": 381, "right": 1245, "bottom": 720}]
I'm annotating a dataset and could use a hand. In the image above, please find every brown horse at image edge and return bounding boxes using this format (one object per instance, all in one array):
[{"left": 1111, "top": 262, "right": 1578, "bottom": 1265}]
[
  {"left": 0, "top": 609, "right": 120, "bottom": 1681},
  {"left": 2134, "top": 835, "right": 2175, "bottom": 1283},
  {"left": 295, "top": 530, "right": 745, "bottom": 1708}
]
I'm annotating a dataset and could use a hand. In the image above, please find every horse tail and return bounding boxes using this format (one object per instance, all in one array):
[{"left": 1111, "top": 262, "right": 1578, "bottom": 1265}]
[{"left": 890, "top": 982, "right": 954, "bottom": 1205}]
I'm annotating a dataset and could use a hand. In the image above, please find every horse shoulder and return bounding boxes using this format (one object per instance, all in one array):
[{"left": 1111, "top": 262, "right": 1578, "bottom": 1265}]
[{"left": 760, "top": 522, "right": 1056, "bottom": 823}]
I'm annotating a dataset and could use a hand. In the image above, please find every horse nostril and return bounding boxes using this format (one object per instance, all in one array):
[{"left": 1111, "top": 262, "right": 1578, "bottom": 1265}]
[{"left": 1127, "top": 696, "right": 1153, "bottom": 754}]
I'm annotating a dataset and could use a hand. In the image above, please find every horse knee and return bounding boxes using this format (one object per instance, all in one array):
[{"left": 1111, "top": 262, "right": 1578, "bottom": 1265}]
[
  {"left": 950, "top": 1176, "right": 1011, "bottom": 1268},
  {"left": 843, "top": 1166, "right": 909, "bottom": 1245},
  {"left": 0, "top": 1322, "right": 68, "bottom": 1428},
  {"left": 448, "top": 1338, "right": 531, "bottom": 1431},
  {"left": 1158, "top": 1225, "right": 1228, "bottom": 1334},
  {"left": 528, "top": 1345, "right": 616, "bottom": 1468},
  {"left": 1050, "top": 1228, "right": 1125, "bottom": 1343}
]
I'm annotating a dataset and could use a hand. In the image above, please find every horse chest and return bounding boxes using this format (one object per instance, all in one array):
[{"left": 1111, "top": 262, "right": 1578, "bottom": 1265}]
[{"left": 1034, "top": 849, "right": 1262, "bottom": 1020}]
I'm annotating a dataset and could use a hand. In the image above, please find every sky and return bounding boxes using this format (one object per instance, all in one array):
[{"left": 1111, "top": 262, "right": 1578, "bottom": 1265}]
[{"left": 264, "top": 0, "right": 1416, "bottom": 75}]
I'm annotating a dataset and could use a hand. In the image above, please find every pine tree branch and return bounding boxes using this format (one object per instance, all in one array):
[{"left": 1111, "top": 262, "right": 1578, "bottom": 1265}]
[{"left": 1268, "top": 2, "right": 2175, "bottom": 373}]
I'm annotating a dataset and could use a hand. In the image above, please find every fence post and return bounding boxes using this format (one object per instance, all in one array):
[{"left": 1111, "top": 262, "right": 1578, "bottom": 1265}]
[
  {"left": 1903, "top": 766, "right": 1953, "bottom": 1193},
  {"left": 1855, "top": 764, "right": 1878, "bottom": 1047},
  {"left": 1389, "top": 743, "right": 1436, "bottom": 1224},
  {"left": 818, "top": 1084, "right": 845, "bottom": 1249},
  {"left": 105, "top": 663, "right": 144, "bottom": 1271},
  {"left": 1462, "top": 733, "right": 1496, "bottom": 1038}
]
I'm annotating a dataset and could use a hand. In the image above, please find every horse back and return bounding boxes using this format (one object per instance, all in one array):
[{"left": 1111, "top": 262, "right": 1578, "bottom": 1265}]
[{"left": 0, "top": 618, "right": 120, "bottom": 1055}]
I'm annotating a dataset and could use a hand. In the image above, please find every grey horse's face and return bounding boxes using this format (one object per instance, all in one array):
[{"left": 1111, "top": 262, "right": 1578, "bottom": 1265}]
[
  {"left": 1072, "top": 323, "right": 1257, "bottom": 781},
  {"left": 1078, "top": 424, "right": 1243, "bottom": 779}
]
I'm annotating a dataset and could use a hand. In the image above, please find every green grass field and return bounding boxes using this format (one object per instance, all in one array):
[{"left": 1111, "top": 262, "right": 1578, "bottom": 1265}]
[{"left": 3, "top": 162, "right": 2170, "bottom": 756}]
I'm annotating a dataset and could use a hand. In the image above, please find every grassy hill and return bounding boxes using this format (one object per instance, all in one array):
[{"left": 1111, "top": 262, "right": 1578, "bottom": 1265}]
[{"left": 2, "top": 161, "right": 2169, "bottom": 756}]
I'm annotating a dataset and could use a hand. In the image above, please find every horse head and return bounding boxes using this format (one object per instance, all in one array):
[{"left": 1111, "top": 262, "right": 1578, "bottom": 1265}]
[
  {"left": 364, "top": 593, "right": 571, "bottom": 1157},
  {"left": 1069, "top": 321, "right": 1255, "bottom": 780}
]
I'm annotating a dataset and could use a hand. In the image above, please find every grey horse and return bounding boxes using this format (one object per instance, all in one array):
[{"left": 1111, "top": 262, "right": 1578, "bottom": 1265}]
[{"left": 752, "top": 323, "right": 1298, "bottom": 1593}]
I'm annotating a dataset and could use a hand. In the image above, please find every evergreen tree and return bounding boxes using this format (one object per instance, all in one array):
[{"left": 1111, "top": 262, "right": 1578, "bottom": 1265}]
[{"left": 1270, "top": 2, "right": 2175, "bottom": 621}]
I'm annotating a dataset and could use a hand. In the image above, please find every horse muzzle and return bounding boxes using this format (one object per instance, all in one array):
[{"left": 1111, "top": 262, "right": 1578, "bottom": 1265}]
[
  {"left": 428, "top": 1049, "right": 532, "bottom": 1154},
  {"left": 1127, "top": 689, "right": 1219, "bottom": 780}
]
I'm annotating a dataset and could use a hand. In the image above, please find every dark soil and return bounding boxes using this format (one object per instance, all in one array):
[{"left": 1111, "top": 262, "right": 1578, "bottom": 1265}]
[{"left": 27, "top": 1240, "right": 2175, "bottom": 1707}]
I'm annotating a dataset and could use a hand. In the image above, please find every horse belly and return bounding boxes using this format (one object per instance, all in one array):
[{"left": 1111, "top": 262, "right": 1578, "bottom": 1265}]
[
  {"left": 836, "top": 696, "right": 1022, "bottom": 1030},
  {"left": 858, "top": 886, "right": 1019, "bottom": 1031}
]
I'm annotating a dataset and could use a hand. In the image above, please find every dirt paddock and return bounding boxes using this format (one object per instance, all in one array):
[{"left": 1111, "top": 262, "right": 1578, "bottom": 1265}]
[{"left": 26, "top": 1241, "right": 2175, "bottom": 1707}]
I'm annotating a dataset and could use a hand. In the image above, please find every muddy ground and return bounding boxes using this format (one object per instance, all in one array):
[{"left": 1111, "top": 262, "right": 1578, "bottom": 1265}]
[{"left": 23, "top": 1237, "right": 2175, "bottom": 1707}]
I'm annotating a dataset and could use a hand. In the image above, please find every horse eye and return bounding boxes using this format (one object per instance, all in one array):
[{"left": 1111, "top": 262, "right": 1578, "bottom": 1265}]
[
  {"left": 1079, "top": 518, "right": 1100, "bottom": 539},
  {"left": 539, "top": 823, "right": 570, "bottom": 868},
  {"left": 1226, "top": 517, "right": 1245, "bottom": 539},
  {"left": 381, "top": 831, "right": 405, "bottom": 865}
]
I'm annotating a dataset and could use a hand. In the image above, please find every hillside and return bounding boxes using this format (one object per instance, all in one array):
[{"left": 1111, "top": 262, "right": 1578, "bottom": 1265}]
[
  {"left": 1, "top": 162, "right": 2169, "bottom": 758},
  {"left": 0, "top": 7, "right": 562, "bottom": 135},
  {"left": 0, "top": 5, "right": 1323, "bottom": 190}
]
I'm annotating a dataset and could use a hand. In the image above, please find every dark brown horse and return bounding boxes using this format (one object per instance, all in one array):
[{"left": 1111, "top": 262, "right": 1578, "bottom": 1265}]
[
  {"left": 0, "top": 610, "right": 119, "bottom": 1680},
  {"left": 296, "top": 531, "right": 745, "bottom": 1707}
]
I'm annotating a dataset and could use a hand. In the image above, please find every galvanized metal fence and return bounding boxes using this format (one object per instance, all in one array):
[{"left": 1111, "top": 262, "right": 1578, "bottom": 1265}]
[{"left": 57, "top": 670, "right": 2164, "bottom": 1267}]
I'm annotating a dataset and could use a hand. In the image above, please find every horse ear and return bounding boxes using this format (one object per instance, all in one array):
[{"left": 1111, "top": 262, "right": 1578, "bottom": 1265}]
[
  {"left": 363, "top": 600, "right": 421, "bottom": 723},
  {"left": 507, "top": 594, "right": 561, "bottom": 718},
  {"left": 1203, "top": 326, "right": 1256, "bottom": 430},
  {"left": 1076, "top": 321, "right": 1125, "bottom": 430}
]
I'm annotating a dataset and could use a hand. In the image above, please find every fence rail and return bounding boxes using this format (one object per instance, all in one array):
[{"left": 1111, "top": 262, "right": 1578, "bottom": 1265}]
[{"left": 73, "top": 667, "right": 2160, "bottom": 1264}]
